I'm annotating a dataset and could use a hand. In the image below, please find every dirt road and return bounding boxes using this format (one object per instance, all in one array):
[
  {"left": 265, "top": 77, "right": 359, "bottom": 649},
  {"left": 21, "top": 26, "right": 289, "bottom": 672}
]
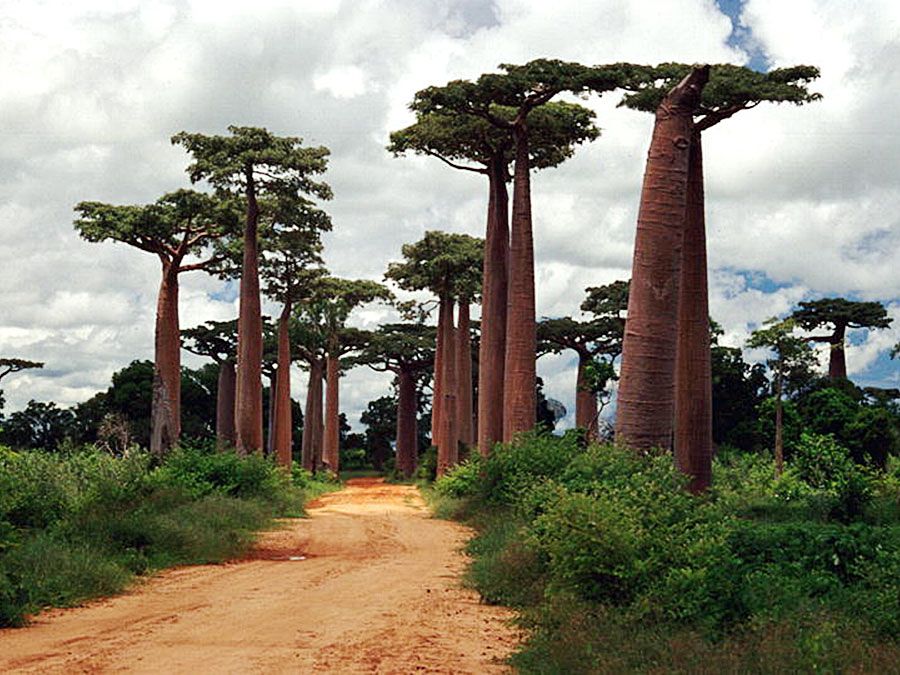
[{"left": 0, "top": 478, "right": 518, "bottom": 673}]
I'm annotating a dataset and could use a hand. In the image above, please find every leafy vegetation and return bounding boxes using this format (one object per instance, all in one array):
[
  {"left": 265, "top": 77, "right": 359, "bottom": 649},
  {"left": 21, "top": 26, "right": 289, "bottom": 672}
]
[
  {"left": 433, "top": 432, "right": 900, "bottom": 673},
  {"left": 0, "top": 443, "right": 335, "bottom": 627}
]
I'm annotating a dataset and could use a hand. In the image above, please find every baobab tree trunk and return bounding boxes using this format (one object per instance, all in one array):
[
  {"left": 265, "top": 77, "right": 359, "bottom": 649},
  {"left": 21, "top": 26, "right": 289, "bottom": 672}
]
[
  {"left": 266, "top": 372, "right": 276, "bottom": 455},
  {"left": 829, "top": 324, "right": 847, "bottom": 379},
  {"left": 272, "top": 305, "right": 293, "bottom": 468},
  {"left": 575, "top": 352, "right": 598, "bottom": 440},
  {"left": 150, "top": 262, "right": 180, "bottom": 457},
  {"left": 503, "top": 123, "right": 537, "bottom": 442},
  {"left": 437, "top": 296, "right": 458, "bottom": 475},
  {"left": 323, "top": 352, "right": 340, "bottom": 473},
  {"left": 301, "top": 359, "right": 324, "bottom": 471},
  {"left": 478, "top": 158, "right": 509, "bottom": 455},
  {"left": 396, "top": 368, "right": 418, "bottom": 478},
  {"left": 234, "top": 178, "right": 264, "bottom": 454},
  {"left": 216, "top": 360, "right": 236, "bottom": 451},
  {"left": 674, "top": 134, "right": 713, "bottom": 493},
  {"left": 616, "top": 65, "right": 709, "bottom": 453},
  {"left": 457, "top": 300, "right": 474, "bottom": 448},
  {"left": 774, "top": 370, "right": 784, "bottom": 477},
  {"left": 431, "top": 297, "right": 445, "bottom": 449}
]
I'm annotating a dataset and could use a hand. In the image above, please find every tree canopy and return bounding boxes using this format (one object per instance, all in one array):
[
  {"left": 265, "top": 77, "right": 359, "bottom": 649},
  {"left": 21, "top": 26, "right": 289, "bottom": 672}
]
[{"left": 385, "top": 230, "right": 483, "bottom": 301}]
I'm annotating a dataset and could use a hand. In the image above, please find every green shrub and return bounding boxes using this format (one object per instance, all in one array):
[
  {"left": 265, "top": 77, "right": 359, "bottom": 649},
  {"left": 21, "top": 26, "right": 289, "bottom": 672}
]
[{"left": 434, "top": 453, "right": 483, "bottom": 498}]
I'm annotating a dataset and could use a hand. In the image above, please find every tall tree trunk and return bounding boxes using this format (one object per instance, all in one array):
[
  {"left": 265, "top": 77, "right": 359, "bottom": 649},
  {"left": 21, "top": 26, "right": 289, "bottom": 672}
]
[
  {"left": 234, "top": 177, "right": 264, "bottom": 454},
  {"left": 478, "top": 157, "right": 509, "bottom": 455},
  {"left": 616, "top": 66, "right": 709, "bottom": 452},
  {"left": 315, "top": 370, "right": 325, "bottom": 471},
  {"left": 216, "top": 360, "right": 236, "bottom": 451},
  {"left": 301, "top": 359, "right": 323, "bottom": 471},
  {"left": 829, "top": 323, "right": 848, "bottom": 379},
  {"left": 575, "top": 351, "right": 598, "bottom": 440},
  {"left": 266, "top": 372, "right": 276, "bottom": 455},
  {"left": 457, "top": 300, "right": 474, "bottom": 448},
  {"left": 150, "top": 262, "right": 180, "bottom": 456},
  {"left": 396, "top": 367, "right": 418, "bottom": 477},
  {"left": 674, "top": 133, "right": 713, "bottom": 492},
  {"left": 774, "top": 369, "right": 784, "bottom": 477},
  {"left": 272, "top": 304, "right": 293, "bottom": 468},
  {"left": 503, "top": 123, "right": 536, "bottom": 442},
  {"left": 437, "top": 295, "right": 458, "bottom": 475},
  {"left": 323, "top": 351, "right": 340, "bottom": 472},
  {"left": 431, "top": 297, "right": 445, "bottom": 449}
]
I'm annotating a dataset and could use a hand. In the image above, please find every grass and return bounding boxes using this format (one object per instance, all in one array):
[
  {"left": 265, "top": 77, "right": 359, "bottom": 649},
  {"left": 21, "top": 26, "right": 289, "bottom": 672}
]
[{"left": 0, "top": 444, "right": 337, "bottom": 626}]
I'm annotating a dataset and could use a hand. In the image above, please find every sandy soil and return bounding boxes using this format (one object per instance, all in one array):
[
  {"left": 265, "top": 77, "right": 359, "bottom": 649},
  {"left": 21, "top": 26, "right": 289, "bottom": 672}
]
[{"left": 0, "top": 478, "right": 519, "bottom": 673}]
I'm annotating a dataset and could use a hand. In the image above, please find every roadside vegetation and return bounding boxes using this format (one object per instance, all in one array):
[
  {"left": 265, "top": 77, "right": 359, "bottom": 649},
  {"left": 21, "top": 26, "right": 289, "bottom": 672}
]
[
  {"left": 0, "top": 443, "right": 336, "bottom": 627},
  {"left": 433, "top": 432, "right": 900, "bottom": 673}
]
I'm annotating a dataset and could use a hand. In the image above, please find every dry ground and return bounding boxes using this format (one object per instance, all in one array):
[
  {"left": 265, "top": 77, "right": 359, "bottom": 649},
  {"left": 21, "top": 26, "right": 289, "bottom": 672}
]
[{"left": 0, "top": 478, "right": 519, "bottom": 674}]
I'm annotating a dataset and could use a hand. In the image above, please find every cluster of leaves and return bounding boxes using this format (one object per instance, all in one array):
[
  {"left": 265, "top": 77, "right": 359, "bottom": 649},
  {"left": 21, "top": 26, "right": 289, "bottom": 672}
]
[
  {"left": 433, "top": 433, "right": 900, "bottom": 673},
  {"left": 0, "top": 443, "right": 332, "bottom": 626}
]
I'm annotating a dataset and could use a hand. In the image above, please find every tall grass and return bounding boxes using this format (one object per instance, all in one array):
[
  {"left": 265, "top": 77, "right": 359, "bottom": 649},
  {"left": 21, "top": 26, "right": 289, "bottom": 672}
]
[{"left": 0, "top": 444, "right": 336, "bottom": 626}]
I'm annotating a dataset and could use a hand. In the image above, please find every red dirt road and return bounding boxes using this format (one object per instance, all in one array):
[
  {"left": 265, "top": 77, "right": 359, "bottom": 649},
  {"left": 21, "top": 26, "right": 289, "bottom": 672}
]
[{"left": 0, "top": 478, "right": 519, "bottom": 673}]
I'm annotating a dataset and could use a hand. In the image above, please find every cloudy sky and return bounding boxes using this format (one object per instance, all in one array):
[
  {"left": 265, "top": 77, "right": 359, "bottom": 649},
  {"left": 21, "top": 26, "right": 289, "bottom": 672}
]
[{"left": 1, "top": 0, "right": 898, "bottom": 431}]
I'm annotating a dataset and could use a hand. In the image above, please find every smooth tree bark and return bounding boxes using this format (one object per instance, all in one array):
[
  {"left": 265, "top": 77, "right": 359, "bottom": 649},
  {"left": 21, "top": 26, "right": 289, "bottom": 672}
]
[
  {"left": 456, "top": 300, "right": 475, "bottom": 447},
  {"left": 216, "top": 360, "right": 236, "bottom": 450},
  {"left": 503, "top": 124, "right": 537, "bottom": 441},
  {"left": 431, "top": 308, "right": 444, "bottom": 449},
  {"left": 396, "top": 368, "right": 419, "bottom": 477},
  {"left": 323, "top": 353, "right": 340, "bottom": 471},
  {"left": 301, "top": 359, "right": 324, "bottom": 471},
  {"left": 616, "top": 66, "right": 709, "bottom": 452},
  {"left": 479, "top": 157, "right": 510, "bottom": 454},
  {"left": 574, "top": 351, "right": 599, "bottom": 437},
  {"left": 272, "top": 304, "right": 294, "bottom": 468},
  {"left": 437, "top": 296, "right": 459, "bottom": 474},
  {"left": 150, "top": 262, "right": 181, "bottom": 454},
  {"left": 673, "top": 134, "right": 713, "bottom": 492}
]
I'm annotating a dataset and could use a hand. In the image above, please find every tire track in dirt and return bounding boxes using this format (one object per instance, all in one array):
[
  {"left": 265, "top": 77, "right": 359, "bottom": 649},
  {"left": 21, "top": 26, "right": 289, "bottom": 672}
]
[{"left": 0, "top": 478, "right": 519, "bottom": 674}]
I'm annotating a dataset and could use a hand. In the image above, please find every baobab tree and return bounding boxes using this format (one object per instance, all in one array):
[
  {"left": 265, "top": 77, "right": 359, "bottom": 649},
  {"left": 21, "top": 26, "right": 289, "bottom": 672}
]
[
  {"left": 172, "top": 126, "right": 331, "bottom": 454},
  {"left": 0, "top": 358, "right": 43, "bottom": 386},
  {"left": 385, "top": 231, "right": 482, "bottom": 474},
  {"left": 181, "top": 320, "right": 238, "bottom": 450},
  {"left": 792, "top": 298, "right": 892, "bottom": 379},
  {"left": 75, "top": 190, "right": 237, "bottom": 455},
  {"left": 390, "top": 100, "right": 598, "bottom": 454},
  {"left": 412, "top": 59, "right": 628, "bottom": 442},
  {"left": 291, "top": 309, "right": 327, "bottom": 472},
  {"left": 617, "top": 63, "right": 821, "bottom": 489},
  {"left": 353, "top": 323, "right": 435, "bottom": 477},
  {"left": 747, "top": 318, "right": 816, "bottom": 477}
]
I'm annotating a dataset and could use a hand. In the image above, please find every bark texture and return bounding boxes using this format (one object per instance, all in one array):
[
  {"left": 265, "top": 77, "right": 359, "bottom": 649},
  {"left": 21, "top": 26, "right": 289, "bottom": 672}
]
[
  {"left": 431, "top": 303, "right": 444, "bottom": 449},
  {"left": 673, "top": 134, "right": 713, "bottom": 492},
  {"left": 437, "top": 296, "right": 458, "bottom": 475},
  {"left": 828, "top": 324, "right": 847, "bottom": 379},
  {"left": 216, "top": 360, "right": 236, "bottom": 451},
  {"left": 150, "top": 264, "right": 180, "bottom": 456},
  {"left": 456, "top": 300, "right": 474, "bottom": 448},
  {"left": 575, "top": 352, "right": 598, "bottom": 440},
  {"left": 616, "top": 66, "right": 709, "bottom": 452},
  {"left": 234, "top": 180, "right": 265, "bottom": 454},
  {"left": 502, "top": 125, "right": 536, "bottom": 442},
  {"left": 323, "top": 353, "right": 340, "bottom": 472},
  {"left": 301, "top": 360, "right": 324, "bottom": 471},
  {"left": 396, "top": 368, "right": 418, "bottom": 478},
  {"left": 272, "top": 306, "right": 293, "bottom": 468},
  {"left": 478, "top": 160, "right": 509, "bottom": 455}
]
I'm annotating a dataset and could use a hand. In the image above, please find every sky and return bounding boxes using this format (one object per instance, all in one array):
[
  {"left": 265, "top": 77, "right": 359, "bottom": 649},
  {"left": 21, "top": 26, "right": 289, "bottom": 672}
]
[{"left": 0, "top": 0, "right": 898, "bottom": 432}]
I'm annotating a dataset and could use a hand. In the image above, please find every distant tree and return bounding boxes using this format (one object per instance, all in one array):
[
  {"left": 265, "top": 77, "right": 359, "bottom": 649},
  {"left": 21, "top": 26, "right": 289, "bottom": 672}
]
[
  {"left": 1, "top": 400, "right": 75, "bottom": 451},
  {"left": 360, "top": 396, "right": 396, "bottom": 472},
  {"left": 354, "top": 323, "right": 436, "bottom": 477},
  {"left": 182, "top": 320, "right": 238, "bottom": 449},
  {"left": 791, "top": 298, "right": 893, "bottom": 379},
  {"left": 391, "top": 98, "right": 598, "bottom": 456},
  {"left": 710, "top": 344, "right": 768, "bottom": 451},
  {"left": 173, "top": 126, "right": 331, "bottom": 455},
  {"left": 747, "top": 318, "right": 817, "bottom": 476},
  {"left": 0, "top": 358, "right": 44, "bottom": 385},
  {"left": 385, "top": 231, "right": 482, "bottom": 474},
  {"left": 75, "top": 190, "right": 236, "bottom": 455}
]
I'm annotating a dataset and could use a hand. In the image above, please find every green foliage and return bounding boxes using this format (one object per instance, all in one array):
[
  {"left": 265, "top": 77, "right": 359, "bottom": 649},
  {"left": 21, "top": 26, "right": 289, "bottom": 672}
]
[
  {"left": 0, "top": 445, "right": 323, "bottom": 626},
  {"left": 385, "top": 230, "right": 483, "bottom": 301},
  {"left": 439, "top": 433, "right": 900, "bottom": 672}
]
